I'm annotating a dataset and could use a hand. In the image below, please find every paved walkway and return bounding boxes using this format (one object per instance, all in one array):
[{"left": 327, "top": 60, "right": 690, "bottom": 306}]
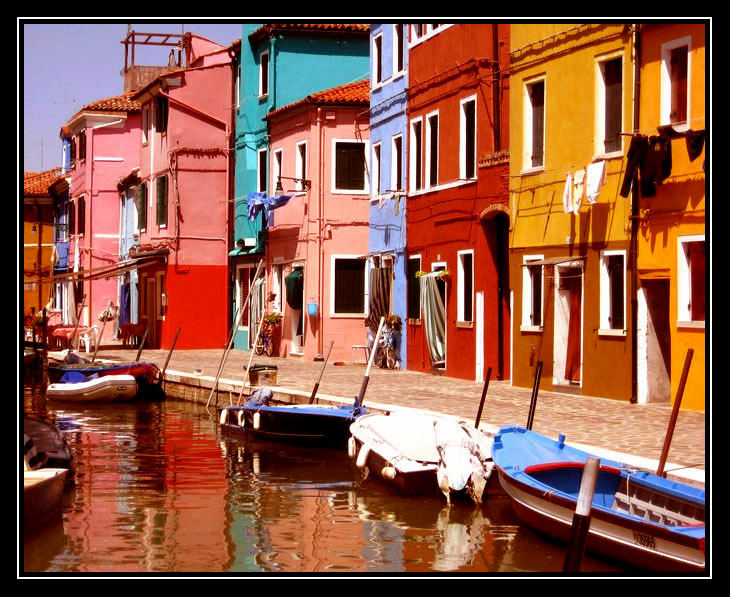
[{"left": 84, "top": 342, "right": 707, "bottom": 487}]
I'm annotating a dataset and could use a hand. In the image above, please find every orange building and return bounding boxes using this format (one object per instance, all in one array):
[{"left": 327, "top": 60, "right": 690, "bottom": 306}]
[{"left": 633, "top": 23, "right": 706, "bottom": 411}]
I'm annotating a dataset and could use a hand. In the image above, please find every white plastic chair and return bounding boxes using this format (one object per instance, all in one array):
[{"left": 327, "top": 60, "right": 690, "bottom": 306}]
[{"left": 79, "top": 326, "right": 99, "bottom": 353}]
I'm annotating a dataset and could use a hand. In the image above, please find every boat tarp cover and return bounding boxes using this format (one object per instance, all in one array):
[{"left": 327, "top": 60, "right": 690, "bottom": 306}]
[{"left": 420, "top": 274, "right": 446, "bottom": 366}]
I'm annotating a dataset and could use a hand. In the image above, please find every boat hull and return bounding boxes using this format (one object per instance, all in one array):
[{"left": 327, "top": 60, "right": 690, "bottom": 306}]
[
  {"left": 492, "top": 427, "right": 705, "bottom": 572},
  {"left": 47, "top": 374, "right": 138, "bottom": 402},
  {"left": 24, "top": 468, "right": 67, "bottom": 531},
  {"left": 220, "top": 404, "right": 363, "bottom": 449}
]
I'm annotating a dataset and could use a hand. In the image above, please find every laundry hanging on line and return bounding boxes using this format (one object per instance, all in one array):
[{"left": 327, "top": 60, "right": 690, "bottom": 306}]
[{"left": 246, "top": 192, "right": 293, "bottom": 227}]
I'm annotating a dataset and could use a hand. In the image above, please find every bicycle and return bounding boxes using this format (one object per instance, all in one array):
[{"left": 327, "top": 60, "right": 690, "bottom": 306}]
[
  {"left": 254, "top": 321, "right": 275, "bottom": 357},
  {"left": 375, "top": 325, "right": 397, "bottom": 369}
]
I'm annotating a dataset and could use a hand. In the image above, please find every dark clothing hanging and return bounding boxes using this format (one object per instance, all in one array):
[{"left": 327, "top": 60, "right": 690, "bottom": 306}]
[
  {"left": 620, "top": 135, "right": 648, "bottom": 198},
  {"left": 685, "top": 129, "right": 706, "bottom": 162},
  {"left": 619, "top": 134, "right": 672, "bottom": 198}
]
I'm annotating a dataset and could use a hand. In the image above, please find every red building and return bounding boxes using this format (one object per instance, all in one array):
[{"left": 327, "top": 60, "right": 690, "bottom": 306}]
[{"left": 406, "top": 24, "right": 510, "bottom": 382}]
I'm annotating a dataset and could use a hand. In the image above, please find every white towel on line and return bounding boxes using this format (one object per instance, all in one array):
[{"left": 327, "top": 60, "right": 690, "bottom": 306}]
[
  {"left": 585, "top": 161, "right": 606, "bottom": 204},
  {"left": 562, "top": 172, "right": 573, "bottom": 214},
  {"left": 572, "top": 169, "right": 585, "bottom": 214}
]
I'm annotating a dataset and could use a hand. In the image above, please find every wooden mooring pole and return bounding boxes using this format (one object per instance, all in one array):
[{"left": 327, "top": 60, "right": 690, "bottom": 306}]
[
  {"left": 474, "top": 367, "right": 492, "bottom": 428},
  {"left": 563, "top": 456, "right": 600, "bottom": 572},
  {"left": 526, "top": 360, "right": 543, "bottom": 430},
  {"left": 657, "top": 348, "right": 694, "bottom": 478},
  {"left": 309, "top": 340, "right": 334, "bottom": 404}
]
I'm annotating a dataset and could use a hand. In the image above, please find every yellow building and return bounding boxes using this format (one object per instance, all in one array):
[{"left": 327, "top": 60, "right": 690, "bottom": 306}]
[
  {"left": 633, "top": 23, "right": 706, "bottom": 411},
  {"left": 509, "top": 24, "right": 635, "bottom": 401},
  {"left": 23, "top": 169, "right": 61, "bottom": 318}
]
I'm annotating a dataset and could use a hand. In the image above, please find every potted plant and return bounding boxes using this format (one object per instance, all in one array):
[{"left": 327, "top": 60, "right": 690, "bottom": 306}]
[{"left": 257, "top": 312, "right": 283, "bottom": 356}]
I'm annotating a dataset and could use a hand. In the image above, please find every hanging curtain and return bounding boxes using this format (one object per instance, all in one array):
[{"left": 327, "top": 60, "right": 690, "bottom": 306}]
[
  {"left": 564, "top": 276, "right": 582, "bottom": 382},
  {"left": 366, "top": 265, "right": 392, "bottom": 332},
  {"left": 64, "top": 281, "right": 77, "bottom": 326},
  {"left": 420, "top": 273, "right": 446, "bottom": 367},
  {"left": 285, "top": 269, "right": 303, "bottom": 310},
  {"left": 250, "top": 276, "right": 265, "bottom": 346}
]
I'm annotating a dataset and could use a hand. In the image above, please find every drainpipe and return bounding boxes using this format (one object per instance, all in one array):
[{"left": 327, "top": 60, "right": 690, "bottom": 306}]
[
  {"left": 630, "top": 24, "right": 641, "bottom": 404},
  {"left": 316, "top": 106, "right": 325, "bottom": 358},
  {"left": 492, "top": 23, "right": 502, "bottom": 152}
]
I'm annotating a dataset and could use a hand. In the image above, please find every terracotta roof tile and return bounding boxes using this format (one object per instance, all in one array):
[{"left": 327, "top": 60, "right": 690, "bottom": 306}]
[
  {"left": 24, "top": 168, "right": 63, "bottom": 197},
  {"left": 80, "top": 92, "right": 141, "bottom": 113},
  {"left": 266, "top": 79, "right": 369, "bottom": 119}
]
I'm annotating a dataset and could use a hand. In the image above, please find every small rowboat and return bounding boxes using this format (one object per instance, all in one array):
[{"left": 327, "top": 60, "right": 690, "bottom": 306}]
[
  {"left": 348, "top": 412, "right": 495, "bottom": 504},
  {"left": 220, "top": 400, "right": 365, "bottom": 449},
  {"left": 492, "top": 426, "right": 705, "bottom": 572},
  {"left": 47, "top": 374, "right": 138, "bottom": 402},
  {"left": 47, "top": 360, "right": 159, "bottom": 384}
]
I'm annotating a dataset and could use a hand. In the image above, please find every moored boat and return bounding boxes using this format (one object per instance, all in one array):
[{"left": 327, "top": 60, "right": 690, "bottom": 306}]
[
  {"left": 348, "top": 412, "right": 496, "bottom": 504},
  {"left": 491, "top": 426, "right": 705, "bottom": 572},
  {"left": 219, "top": 389, "right": 366, "bottom": 449},
  {"left": 46, "top": 373, "right": 138, "bottom": 402}
]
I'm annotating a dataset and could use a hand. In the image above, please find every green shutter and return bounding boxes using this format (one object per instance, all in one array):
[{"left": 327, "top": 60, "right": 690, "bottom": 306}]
[
  {"left": 156, "top": 176, "right": 168, "bottom": 226},
  {"left": 137, "top": 183, "right": 147, "bottom": 230}
]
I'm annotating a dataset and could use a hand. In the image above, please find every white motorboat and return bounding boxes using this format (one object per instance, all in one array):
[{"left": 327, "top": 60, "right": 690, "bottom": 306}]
[{"left": 46, "top": 374, "right": 138, "bottom": 402}]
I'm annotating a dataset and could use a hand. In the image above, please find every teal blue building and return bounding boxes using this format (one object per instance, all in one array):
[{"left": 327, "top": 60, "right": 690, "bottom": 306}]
[{"left": 230, "top": 23, "right": 370, "bottom": 349}]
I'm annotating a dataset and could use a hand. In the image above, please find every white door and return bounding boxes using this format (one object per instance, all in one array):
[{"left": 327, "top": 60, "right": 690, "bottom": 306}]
[{"left": 475, "top": 291, "right": 484, "bottom": 382}]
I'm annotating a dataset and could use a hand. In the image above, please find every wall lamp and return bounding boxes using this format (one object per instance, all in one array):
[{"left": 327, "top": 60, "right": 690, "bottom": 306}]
[{"left": 276, "top": 176, "right": 311, "bottom": 192}]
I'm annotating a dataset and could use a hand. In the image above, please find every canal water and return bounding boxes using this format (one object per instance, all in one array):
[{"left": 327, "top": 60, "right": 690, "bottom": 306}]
[{"left": 22, "top": 376, "right": 626, "bottom": 575}]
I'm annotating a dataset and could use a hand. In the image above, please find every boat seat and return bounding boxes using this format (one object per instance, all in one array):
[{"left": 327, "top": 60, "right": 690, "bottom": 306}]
[{"left": 79, "top": 325, "right": 99, "bottom": 353}]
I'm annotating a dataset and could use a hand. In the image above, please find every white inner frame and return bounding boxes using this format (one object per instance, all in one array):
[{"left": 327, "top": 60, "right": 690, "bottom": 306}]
[
  {"left": 521, "top": 254, "right": 544, "bottom": 331},
  {"left": 522, "top": 76, "right": 546, "bottom": 172},
  {"left": 677, "top": 234, "right": 705, "bottom": 327},
  {"left": 330, "top": 254, "right": 368, "bottom": 317},
  {"left": 457, "top": 249, "right": 474, "bottom": 323},
  {"left": 331, "top": 138, "right": 370, "bottom": 194},
  {"left": 409, "top": 116, "right": 423, "bottom": 193},
  {"left": 259, "top": 49, "right": 270, "bottom": 98},
  {"left": 599, "top": 249, "right": 627, "bottom": 335},
  {"left": 425, "top": 109, "right": 439, "bottom": 189},
  {"left": 372, "top": 141, "right": 382, "bottom": 196},
  {"left": 296, "top": 141, "right": 307, "bottom": 192},
  {"left": 660, "top": 35, "right": 692, "bottom": 130},
  {"left": 391, "top": 133, "right": 404, "bottom": 192},
  {"left": 594, "top": 51, "right": 625, "bottom": 159},
  {"left": 460, "top": 95, "right": 477, "bottom": 180}
]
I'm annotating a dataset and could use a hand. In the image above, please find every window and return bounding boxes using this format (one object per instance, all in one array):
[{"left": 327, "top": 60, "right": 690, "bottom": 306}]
[
  {"left": 407, "top": 255, "right": 422, "bottom": 320},
  {"left": 391, "top": 134, "right": 403, "bottom": 191},
  {"left": 259, "top": 50, "right": 269, "bottom": 98},
  {"left": 78, "top": 130, "right": 86, "bottom": 161},
  {"left": 77, "top": 196, "right": 85, "bottom": 236},
  {"left": 156, "top": 175, "right": 168, "bottom": 227},
  {"left": 600, "top": 251, "right": 625, "bottom": 332},
  {"left": 372, "top": 142, "right": 381, "bottom": 195},
  {"left": 155, "top": 96, "right": 168, "bottom": 133},
  {"left": 334, "top": 141, "right": 367, "bottom": 191},
  {"left": 373, "top": 34, "right": 383, "bottom": 85},
  {"left": 273, "top": 148, "right": 283, "bottom": 192},
  {"left": 426, "top": 112, "right": 439, "bottom": 187},
  {"left": 410, "top": 118, "right": 423, "bottom": 192},
  {"left": 393, "top": 24, "right": 404, "bottom": 74},
  {"left": 157, "top": 272, "right": 167, "bottom": 319},
  {"left": 142, "top": 106, "right": 150, "bottom": 144},
  {"left": 597, "top": 56, "right": 623, "bottom": 155},
  {"left": 69, "top": 198, "right": 76, "bottom": 236},
  {"left": 661, "top": 37, "right": 690, "bottom": 127},
  {"left": 460, "top": 96, "right": 476, "bottom": 179},
  {"left": 332, "top": 257, "right": 366, "bottom": 315},
  {"left": 258, "top": 148, "right": 268, "bottom": 193},
  {"left": 457, "top": 250, "right": 474, "bottom": 323},
  {"left": 70, "top": 137, "right": 77, "bottom": 166},
  {"left": 296, "top": 142, "right": 307, "bottom": 191},
  {"left": 411, "top": 24, "right": 424, "bottom": 40},
  {"left": 137, "top": 182, "right": 147, "bottom": 231},
  {"left": 524, "top": 78, "right": 545, "bottom": 170},
  {"left": 678, "top": 236, "right": 705, "bottom": 324},
  {"left": 522, "top": 256, "right": 544, "bottom": 329},
  {"left": 235, "top": 63, "right": 241, "bottom": 110}
]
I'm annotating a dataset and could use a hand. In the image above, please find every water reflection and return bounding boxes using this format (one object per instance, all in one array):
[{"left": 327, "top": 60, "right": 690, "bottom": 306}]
[{"left": 22, "top": 382, "right": 625, "bottom": 575}]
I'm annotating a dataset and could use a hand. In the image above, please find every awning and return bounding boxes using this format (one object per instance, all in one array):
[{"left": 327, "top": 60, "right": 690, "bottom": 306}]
[
  {"left": 27, "top": 254, "right": 166, "bottom": 285},
  {"left": 521, "top": 256, "right": 585, "bottom": 267}
]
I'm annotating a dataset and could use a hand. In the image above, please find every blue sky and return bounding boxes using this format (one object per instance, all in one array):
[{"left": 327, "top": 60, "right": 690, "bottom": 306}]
[{"left": 21, "top": 20, "right": 244, "bottom": 173}]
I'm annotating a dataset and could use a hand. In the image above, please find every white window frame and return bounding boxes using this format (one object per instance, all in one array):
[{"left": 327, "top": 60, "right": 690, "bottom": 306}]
[
  {"left": 661, "top": 36, "right": 692, "bottom": 130},
  {"left": 595, "top": 52, "right": 625, "bottom": 159},
  {"left": 460, "top": 95, "right": 477, "bottom": 180},
  {"left": 156, "top": 271, "right": 166, "bottom": 320},
  {"left": 372, "top": 141, "right": 382, "bottom": 196},
  {"left": 599, "top": 249, "right": 626, "bottom": 335},
  {"left": 391, "top": 133, "right": 404, "bottom": 192},
  {"left": 523, "top": 76, "right": 546, "bottom": 173},
  {"left": 457, "top": 249, "right": 474, "bottom": 323},
  {"left": 425, "top": 110, "right": 439, "bottom": 189},
  {"left": 331, "top": 138, "right": 369, "bottom": 194},
  {"left": 408, "top": 254, "right": 422, "bottom": 321},
  {"left": 235, "top": 62, "right": 241, "bottom": 110},
  {"left": 392, "top": 24, "right": 405, "bottom": 78},
  {"left": 677, "top": 234, "right": 705, "bottom": 328},
  {"left": 295, "top": 141, "right": 307, "bottom": 192},
  {"left": 330, "top": 254, "right": 368, "bottom": 317},
  {"left": 521, "top": 255, "right": 544, "bottom": 331},
  {"left": 142, "top": 105, "right": 150, "bottom": 144},
  {"left": 409, "top": 116, "right": 423, "bottom": 193},
  {"left": 259, "top": 49, "right": 270, "bottom": 98},
  {"left": 373, "top": 32, "right": 384, "bottom": 87}
]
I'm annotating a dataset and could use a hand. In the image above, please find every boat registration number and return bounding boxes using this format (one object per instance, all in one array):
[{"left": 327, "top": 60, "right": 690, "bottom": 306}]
[{"left": 633, "top": 531, "right": 656, "bottom": 550}]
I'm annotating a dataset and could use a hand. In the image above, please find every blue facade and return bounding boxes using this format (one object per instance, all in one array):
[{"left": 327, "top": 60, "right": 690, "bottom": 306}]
[
  {"left": 368, "top": 24, "right": 409, "bottom": 367},
  {"left": 231, "top": 24, "right": 370, "bottom": 349}
]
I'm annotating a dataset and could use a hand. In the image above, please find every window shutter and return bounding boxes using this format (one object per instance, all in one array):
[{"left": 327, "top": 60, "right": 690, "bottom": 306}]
[
  {"left": 336, "top": 143, "right": 365, "bottom": 190},
  {"left": 670, "top": 46, "right": 688, "bottom": 124},
  {"left": 334, "top": 259, "right": 365, "bottom": 313},
  {"left": 465, "top": 100, "right": 476, "bottom": 179},
  {"left": 137, "top": 183, "right": 147, "bottom": 230},
  {"left": 156, "top": 97, "right": 168, "bottom": 133},
  {"left": 690, "top": 241, "right": 705, "bottom": 321},
  {"left": 156, "top": 176, "right": 168, "bottom": 226},
  {"left": 78, "top": 196, "right": 85, "bottom": 235},
  {"left": 604, "top": 59, "right": 622, "bottom": 153},
  {"left": 530, "top": 82, "right": 545, "bottom": 168}
]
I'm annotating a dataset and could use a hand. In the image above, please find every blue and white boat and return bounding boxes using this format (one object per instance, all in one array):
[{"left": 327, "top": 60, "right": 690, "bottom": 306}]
[{"left": 492, "top": 426, "right": 705, "bottom": 573}]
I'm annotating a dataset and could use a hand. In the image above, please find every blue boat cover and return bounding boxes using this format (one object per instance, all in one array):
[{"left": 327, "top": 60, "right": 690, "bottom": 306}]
[{"left": 59, "top": 371, "right": 88, "bottom": 383}]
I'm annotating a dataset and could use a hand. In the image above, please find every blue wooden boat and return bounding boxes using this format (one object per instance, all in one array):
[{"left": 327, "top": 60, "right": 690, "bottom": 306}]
[
  {"left": 492, "top": 426, "right": 705, "bottom": 573},
  {"left": 219, "top": 391, "right": 366, "bottom": 449}
]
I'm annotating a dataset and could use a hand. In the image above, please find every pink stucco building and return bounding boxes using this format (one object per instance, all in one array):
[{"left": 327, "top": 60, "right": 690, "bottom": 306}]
[
  {"left": 62, "top": 93, "right": 141, "bottom": 344},
  {"left": 129, "top": 35, "right": 239, "bottom": 349},
  {"left": 262, "top": 80, "right": 371, "bottom": 362}
]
